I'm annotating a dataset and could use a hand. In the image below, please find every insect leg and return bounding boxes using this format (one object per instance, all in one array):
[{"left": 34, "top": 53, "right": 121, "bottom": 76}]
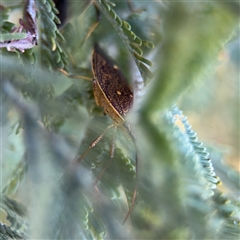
[
  {"left": 75, "top": 124, "right": 114, "bottom": 163},
  {"left": 83, "top": 1, "right": 101, "bottom": 42},
  {"left": 58, "top": 68, "right": 92, "bottom": 81},
  {"left": 93, "top": 125, "right": 117, "bottom": 189}
]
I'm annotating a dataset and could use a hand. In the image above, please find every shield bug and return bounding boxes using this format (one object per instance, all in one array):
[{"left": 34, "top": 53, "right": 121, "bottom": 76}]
[
  {"left": 75, "top": 45, "right": 136, "bottom": 161},
  {"left": 61, "top": 44, "right": 138, "bottom": 223}
]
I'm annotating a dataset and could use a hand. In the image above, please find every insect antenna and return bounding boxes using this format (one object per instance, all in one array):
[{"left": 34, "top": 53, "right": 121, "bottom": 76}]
[{"left": 83, "top": 2, "right": 101, "bottom": 42}]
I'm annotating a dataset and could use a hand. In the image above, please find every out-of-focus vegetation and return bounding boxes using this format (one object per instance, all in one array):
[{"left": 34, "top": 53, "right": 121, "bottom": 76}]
[{"left": 1, "top": 0, "right": 239, "bottom": 239}]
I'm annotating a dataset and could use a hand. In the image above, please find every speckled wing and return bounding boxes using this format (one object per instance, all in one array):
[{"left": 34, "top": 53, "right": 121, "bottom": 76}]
[{"left": 91, "top": 45, "right": 133, "bottom": 117}]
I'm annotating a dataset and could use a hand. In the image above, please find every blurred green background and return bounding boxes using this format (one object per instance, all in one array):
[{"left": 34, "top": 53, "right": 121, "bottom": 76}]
[{"left": 1, "top": 0, "right": 239, "bottom": 239}]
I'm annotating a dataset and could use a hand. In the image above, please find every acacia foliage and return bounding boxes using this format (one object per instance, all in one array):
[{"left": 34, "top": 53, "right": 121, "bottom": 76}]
[{"left": 1, "top": 0, "right": 239, "bottom": 239}]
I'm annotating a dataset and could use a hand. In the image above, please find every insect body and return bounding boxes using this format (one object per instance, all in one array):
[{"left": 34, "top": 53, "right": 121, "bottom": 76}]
[
  {"left": 76, "top": 45, "right": 135, "bottom": 160},
  {"left": 92, "top": 44, "right": 133, "bottom": 125}
]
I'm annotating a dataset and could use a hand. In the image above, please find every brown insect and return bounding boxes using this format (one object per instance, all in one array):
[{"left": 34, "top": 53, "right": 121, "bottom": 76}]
[
  {"left": 92, "top": 44, "right": 133, "bottom": 125},
  {"left": 75, "top": 44, "right": 136, "bottom": 157},
  {"left": 60, "top": 44, "right": 138, "bottom": 223}
]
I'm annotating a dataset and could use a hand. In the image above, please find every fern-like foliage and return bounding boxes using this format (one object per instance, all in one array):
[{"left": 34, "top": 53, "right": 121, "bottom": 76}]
[
  {"left": 0, "top": 2, "right": 36, "bottom": 61},
  {"left": 1, "top": 1, "right": 239, "bottom": 239},
  {"left": 95, "top": 0, "right": 154, "bottom": 81},
  {"left": 37, "top": 0, "right": 68, "bottom": 69},
  {"left": 213, "top": 191, "right": 240, "bottom": 239},
  {"left": 0, "top": 195, "right": 27, "bottom": 239},
  {"left": 2, "top": 159, "right": 26, "bottom": 196},
  {"left": 170, "top": 106, "right": 220, "bottom": 189},
  {"left": 167, "top": 106, "right": 240, "bottom": 238}
]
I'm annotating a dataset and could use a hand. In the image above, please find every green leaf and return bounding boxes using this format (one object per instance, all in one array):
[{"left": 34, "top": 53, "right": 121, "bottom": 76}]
[{"left": 0, "top": 33, "right": 27, "bottom": 42}]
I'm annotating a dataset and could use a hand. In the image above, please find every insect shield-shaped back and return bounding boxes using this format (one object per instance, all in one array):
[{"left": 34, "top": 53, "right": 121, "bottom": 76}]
[{"left": 91, "top": 45, "right": 133, "bottom": 125}]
